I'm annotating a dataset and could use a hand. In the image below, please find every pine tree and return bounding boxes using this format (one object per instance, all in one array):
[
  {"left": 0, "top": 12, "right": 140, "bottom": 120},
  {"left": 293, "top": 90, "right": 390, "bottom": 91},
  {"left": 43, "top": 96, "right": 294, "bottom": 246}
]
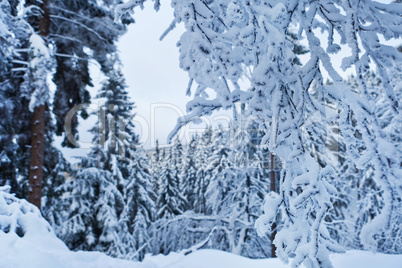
[
  {"left": 150, "top": 140, "right": 162, "bottom": 196},
  {"left": 56, "top": 111, "right": 124, "bottom": 252},
  {"left": 182, "top": 135, "right": 199, "bottom": 211},
  {"left": 194, "top": 127, "right": 212, "bottom": 214},
  {"left": 121, "top": 148, "right": 156, "bottom": 260},
  {"left": 156, "top": 144, "right": 184, "bottom": 220},
  {"left": 205, "top": 126, "right": 233, "bottom": 215},
  {"left": 57, "top": 57, "right": 155, "bottom": 259},
  {"left": 201, "top": 122, "right": 272, "bottom": 257},
  {"left": 0, "top": 0, "right": 23, "bottom": 195}
]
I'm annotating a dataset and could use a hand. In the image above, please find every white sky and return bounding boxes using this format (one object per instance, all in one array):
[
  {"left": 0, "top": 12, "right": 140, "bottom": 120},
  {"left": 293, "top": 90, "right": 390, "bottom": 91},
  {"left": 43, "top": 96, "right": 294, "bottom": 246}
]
[{"left": 118, "top": 1, "right": 189, "bottom": 148}]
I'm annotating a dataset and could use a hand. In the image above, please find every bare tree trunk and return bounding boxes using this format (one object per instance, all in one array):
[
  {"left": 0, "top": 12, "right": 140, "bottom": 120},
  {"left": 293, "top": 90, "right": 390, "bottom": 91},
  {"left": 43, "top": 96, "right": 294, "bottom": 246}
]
[
  {"left": 270, "top": 152, "right": 277, "bottom": 257},
  {"left": 27, "top": 0, "right": 49, "bottom": 210},
  {"left": 28, "top": 105, "right": 46, "bottom": 208}
]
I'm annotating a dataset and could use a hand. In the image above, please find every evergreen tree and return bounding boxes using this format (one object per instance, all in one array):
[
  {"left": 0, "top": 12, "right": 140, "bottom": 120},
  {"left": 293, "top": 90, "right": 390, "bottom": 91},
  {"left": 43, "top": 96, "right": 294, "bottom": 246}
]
[
  {"left": 194, "top": 127, "right": 212, "bottom": 214},
  {"left": 121, "top": 148, "right": 156, "bottom": 260},
  {"left": 202, "top": 122, "right": 272, "bottom": 257},
  {"left": 205, "top": 126, "right": 233, "bottom": 215},
  {"left": 150, "top": 140, "right": 162, "bottom": 196},
  {"left": 47, "top": 0, "right": 133, "bottom": 147},
  {"left": 156, "top": 144, "right": 184, "bottom": 220},
  {"left": 171, "top": 136, "right": 185, "bottom": 209},
  {"left": 0, "top": 0, "right": 23, "bottom": 194},
  {"left": 57, "top": 58, "right": 155, "bottom": 259},
  {"left": 182, "top": 135, "right": 199, "bottom": 211}
]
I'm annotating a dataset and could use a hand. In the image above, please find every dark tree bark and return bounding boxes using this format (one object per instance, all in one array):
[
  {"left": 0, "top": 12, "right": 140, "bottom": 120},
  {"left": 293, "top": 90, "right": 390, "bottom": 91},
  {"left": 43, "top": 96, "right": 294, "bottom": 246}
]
[
  {"left": 28, "top": 105, "right": 46, "bottom": 208},
  {"left": 27, "top": 0, "right": 49, "bottom": 210}
]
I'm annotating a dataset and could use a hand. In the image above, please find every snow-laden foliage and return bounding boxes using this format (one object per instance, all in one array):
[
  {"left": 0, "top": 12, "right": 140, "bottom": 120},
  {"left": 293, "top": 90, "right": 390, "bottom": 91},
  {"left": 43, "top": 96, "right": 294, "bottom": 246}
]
[
  {"left": 120, "top": 147, "right": 156, "bottom": 260},
  {"left": 326, "top": 71, "right": 402, "bottom": 254},
  {"left": 21, "top": 32, "right": 53, "bottom": 111},
  {"left": 156, "top": 138, "right": 186, "bottom": 220},
  {"left": 117, "top": 0, "right": 401, "bottom": 266},
  {"left": 55, "top": 57, "right": 156, "bottom": 260},
  {"left": 193, "top": 127, "right": 213, "bottom": 214},
  {"left": 0, "top": 0, "right": 21, "bottom": 193},
  {"left": 44, "top": 0, "right": 133, "bottom": 147},
  {"left": 205, "top": 123, "right": 273, "bottom": 258},
  {"left": 0, "top": 0, "right": 17, "bottom": 75},
  {"left": 182, "top": 136, "right": 199, "bottom": 211}
]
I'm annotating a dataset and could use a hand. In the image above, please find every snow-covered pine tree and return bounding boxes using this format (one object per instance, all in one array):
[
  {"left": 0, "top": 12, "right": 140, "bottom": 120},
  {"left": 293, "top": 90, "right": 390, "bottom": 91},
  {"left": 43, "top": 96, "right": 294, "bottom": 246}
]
[
  {"left": 202, "top": 126, "right": 239, "bottom": 253},
  {"left": 56, "top": 149, "right": 122, "bottom": 252},
  {"left": 56, "top": 71, "right": 125, "bottom": 253},
  {"left": 57, "top": 57, "right": 155, "bottom": 259},
  {"left": 156, "top": 142, "right": 184, "bottom": 220},
  {"left": 193, "top": 126, "right": 212, "bottom": 214},
  {"left": 150, "top": 140, "right": 162, "bottom": 196},
  {"left": 230, "top": 120, "right": 272, "bottom": 258},
  {"left": 151, "top": 141, "right": 186, "bottom": 254},
  {"left": 201, "top": 119, "right": 272, "bottom": 258},
  {"left": 120, "top": 146, "right": 156, "bottom": 260},
  {"left": 182, "top": 135, "right": 199, "bottom": 211},
  {"left": 205, "top": 125, "right": 233, "bottom": 216},
  {"left": 0, "top": 0, "right": 24, "bottom": 194},
  {"left": 117, "top": 1, "right": 401, "bottom": 267},
  {"left": 102, "top": 65, "right": 157, "bottom": 259},
  {"left": 170, "top": 136, "right": 186, "bottom": 210}
]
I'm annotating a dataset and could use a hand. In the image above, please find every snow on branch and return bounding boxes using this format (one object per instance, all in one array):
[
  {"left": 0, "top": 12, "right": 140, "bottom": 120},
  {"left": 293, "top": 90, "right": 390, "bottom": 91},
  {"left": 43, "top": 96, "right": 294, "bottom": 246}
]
[{"left": 115, "top": 0, "right": 401, "bottom": 266}]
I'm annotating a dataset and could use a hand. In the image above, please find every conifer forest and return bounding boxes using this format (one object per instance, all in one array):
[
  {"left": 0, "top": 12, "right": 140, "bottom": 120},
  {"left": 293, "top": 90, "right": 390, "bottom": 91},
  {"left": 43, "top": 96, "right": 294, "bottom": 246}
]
[{"left": 0, "top": 0, "right": 401, "bottom": 267}]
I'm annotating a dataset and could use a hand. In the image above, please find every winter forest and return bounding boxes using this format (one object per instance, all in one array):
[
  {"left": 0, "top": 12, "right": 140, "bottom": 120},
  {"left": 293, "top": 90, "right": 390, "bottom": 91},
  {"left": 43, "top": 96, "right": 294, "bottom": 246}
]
[{"left": 0, "top": 0, "right": 401, "bottom": 268}]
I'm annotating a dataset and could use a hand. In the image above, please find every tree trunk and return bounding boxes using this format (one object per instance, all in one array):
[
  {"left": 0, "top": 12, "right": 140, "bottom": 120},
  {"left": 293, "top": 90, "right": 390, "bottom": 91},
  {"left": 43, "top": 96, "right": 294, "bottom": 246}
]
[
  {"left": 27, "top": 0, "right": 49, "bottom": 210},
  {"left": 28, "top": 105, "right": 46, "bottom": 208},
  {"left": 270, "top": 152, "right": 277, "bottom": 257}
]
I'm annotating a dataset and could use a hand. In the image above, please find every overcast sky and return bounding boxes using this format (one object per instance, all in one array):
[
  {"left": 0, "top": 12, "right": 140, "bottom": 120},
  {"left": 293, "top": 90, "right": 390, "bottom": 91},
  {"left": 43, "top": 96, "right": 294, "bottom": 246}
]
[{"left": 118, "top": 1, "right": 189, "bottom": 148}]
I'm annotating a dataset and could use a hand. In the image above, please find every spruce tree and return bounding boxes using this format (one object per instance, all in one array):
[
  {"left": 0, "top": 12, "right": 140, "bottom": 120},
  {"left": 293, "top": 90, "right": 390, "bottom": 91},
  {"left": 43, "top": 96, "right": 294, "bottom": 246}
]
[
  {"left": 57, "top": 58, "right": 155, "bottom": 259},
  {"left": 0, "top": 0, "right": 23, "bottom": 194},
  {"left": 156, "top": 144, "right": 184, "bottom": 220},
  {"left": 194, "top": 127, "right": 212, "bottom": 214},
  {"left": 182, "top": 135, "right": 199, "bottom": 211}
]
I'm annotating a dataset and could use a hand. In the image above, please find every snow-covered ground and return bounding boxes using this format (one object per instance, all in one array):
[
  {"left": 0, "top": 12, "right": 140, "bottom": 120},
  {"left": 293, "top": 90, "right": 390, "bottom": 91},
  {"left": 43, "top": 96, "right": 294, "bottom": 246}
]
[
  {"left": 1, "top": 186, "right": 401, "bottom": 268},
  {"left": 1, "top": 231, "right": 402, "bottom": 268}
]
